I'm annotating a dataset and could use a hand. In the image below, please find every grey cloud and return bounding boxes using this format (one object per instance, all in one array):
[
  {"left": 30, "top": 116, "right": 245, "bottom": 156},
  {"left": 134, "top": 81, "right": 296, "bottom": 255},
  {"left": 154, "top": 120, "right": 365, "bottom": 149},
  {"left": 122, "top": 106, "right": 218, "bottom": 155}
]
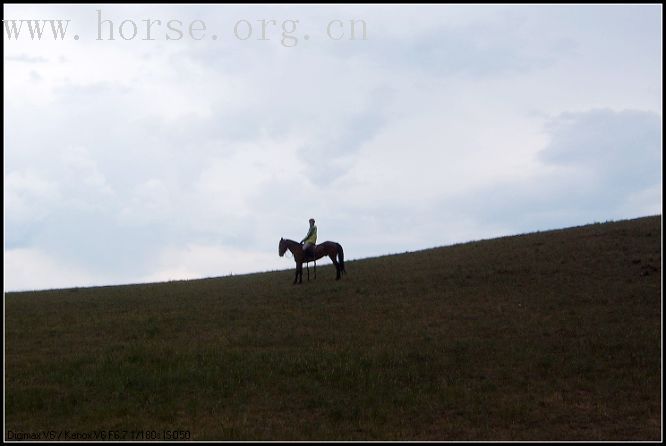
[
  {"left": 5, "top": 5, "right": 661, "bottom": 290},
  {"left": 297, "top": 87, "right": 393, "bottom": 186},
  {"left": 354, "top": 15, "right": 574, "bottom": 78},
  {"left": 402, "top": 32, "right": 547, "bottom": 77},
  {"left": 539, "top": 109, "right": 661, "bottom": 190},
  {"left": 30, "top": 209, "right": 174, "bottom": 280},
  {"left": 54, "top": 81, "right": 133, "bottom": 97},
  {"left": 444, "top": 108, "right": 662, "bottom": 234}
]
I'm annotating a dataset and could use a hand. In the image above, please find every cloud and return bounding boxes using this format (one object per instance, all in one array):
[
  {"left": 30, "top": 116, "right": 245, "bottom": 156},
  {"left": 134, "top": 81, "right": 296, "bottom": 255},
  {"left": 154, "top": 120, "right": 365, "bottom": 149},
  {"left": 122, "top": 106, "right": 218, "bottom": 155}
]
[
  {"left": 6, "top": 146, "right": 115, "bottom": 216},
  {"left": 3, "top": 5, "right": 662, "bottom": 291},
  {"left": 442, "top": 108, "right": 662, "bottom": 235},
  {"left": 6, "top": 170, "right": 61, "bottom": 224},
  {"left": 139, "top": 243, "right": 285, "bottom": 283},
  {"left": 296, "top": 88, "right": 391, "bottom": 186},
  {"left": 4, "top": 248, "right": 101, "bottom": 291},
  {"left": 118, "top": 178, "right": 173, "bottom": 225},
  {"left": 539, "top": 109, "right": 661, "bottom": 191},
  {"left": 347, "top": 6, "right": 580, "bottom": 80}
]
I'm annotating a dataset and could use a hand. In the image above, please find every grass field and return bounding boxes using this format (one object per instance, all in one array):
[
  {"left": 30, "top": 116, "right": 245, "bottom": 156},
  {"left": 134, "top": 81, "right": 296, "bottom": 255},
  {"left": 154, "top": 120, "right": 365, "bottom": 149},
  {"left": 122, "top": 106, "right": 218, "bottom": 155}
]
[{"left": 5, "top": 215, "right": 662, "bottom": 441}]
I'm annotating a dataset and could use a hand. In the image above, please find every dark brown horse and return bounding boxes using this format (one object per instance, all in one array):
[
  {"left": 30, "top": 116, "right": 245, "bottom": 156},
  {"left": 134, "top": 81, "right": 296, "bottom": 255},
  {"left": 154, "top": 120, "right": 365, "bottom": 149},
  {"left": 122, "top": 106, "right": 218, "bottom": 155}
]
[{"left": 278, "top": 238, "right": 346, "bottom": 284}]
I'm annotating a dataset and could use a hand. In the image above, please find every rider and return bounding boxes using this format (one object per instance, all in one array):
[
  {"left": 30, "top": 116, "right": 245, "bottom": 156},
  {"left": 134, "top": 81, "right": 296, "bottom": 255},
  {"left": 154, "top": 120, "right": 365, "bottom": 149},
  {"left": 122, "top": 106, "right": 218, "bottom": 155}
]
[{"left": 301, "top": 218, "right": 317, "bottom": 259}]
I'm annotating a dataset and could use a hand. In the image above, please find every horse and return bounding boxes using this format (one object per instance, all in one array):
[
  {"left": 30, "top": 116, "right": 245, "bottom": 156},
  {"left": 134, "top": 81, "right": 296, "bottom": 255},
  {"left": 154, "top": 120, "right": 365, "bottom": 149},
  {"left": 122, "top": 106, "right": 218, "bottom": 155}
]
[{"left": 278, "top": 238, "right": 346, "bottom": 284}]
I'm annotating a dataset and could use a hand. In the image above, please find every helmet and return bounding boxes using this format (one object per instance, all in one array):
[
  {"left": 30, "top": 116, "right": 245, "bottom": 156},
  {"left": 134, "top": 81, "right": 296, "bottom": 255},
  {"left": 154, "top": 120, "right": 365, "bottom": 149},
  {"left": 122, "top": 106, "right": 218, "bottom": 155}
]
[{"left": 309, "top": 218, "right": 315, "bottom": 223}]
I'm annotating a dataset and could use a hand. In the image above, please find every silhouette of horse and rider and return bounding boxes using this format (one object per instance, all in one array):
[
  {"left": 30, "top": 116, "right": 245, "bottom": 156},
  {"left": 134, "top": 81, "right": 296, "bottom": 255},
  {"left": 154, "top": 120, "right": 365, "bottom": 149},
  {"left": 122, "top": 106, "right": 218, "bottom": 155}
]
[{"left": 279, "top": 218, "right": 346, "bottom": 284}]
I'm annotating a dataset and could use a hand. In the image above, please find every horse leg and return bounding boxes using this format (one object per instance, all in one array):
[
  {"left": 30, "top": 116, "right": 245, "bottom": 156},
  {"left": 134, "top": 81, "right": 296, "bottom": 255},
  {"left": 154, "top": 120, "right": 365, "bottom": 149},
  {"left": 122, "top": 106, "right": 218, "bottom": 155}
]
[
  {"left": 295, "top": 262, "right": 303, "bottom": 284},
  {"left": 306, "top": 262, "right": 310, "bottom": 281},
  {"left": 330, "top": 254, "right": 340, "bottom": 280}
]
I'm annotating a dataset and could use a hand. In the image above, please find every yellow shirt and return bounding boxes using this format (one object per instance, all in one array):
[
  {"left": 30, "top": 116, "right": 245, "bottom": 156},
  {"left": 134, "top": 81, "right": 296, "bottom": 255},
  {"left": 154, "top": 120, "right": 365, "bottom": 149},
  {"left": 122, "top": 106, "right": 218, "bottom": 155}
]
[{"left": 303, "top": 225, "right": 317, "bottom": 244}]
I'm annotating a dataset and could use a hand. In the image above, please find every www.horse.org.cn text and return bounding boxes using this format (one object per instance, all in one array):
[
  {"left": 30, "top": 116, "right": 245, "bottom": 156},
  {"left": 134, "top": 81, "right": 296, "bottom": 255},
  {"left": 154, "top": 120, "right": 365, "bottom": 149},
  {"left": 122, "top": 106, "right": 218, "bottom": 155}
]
[{"left": 3, "top": 10, "right": 368, "bottom": 48}]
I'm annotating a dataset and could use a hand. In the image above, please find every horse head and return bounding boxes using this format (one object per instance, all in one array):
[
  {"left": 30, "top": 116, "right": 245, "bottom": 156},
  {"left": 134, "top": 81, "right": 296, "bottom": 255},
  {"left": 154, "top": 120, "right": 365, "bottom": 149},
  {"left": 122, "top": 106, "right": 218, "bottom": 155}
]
[{"left": 278, "top": 237, "right": 287, "bottom": 257}]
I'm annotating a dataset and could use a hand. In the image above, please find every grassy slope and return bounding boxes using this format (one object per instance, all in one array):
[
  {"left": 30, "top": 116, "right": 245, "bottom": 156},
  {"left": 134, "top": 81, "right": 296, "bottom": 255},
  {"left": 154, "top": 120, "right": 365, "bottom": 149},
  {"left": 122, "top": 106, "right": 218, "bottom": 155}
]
[{"left": 5, "top": 216, "right": 662, "bottom": 441}]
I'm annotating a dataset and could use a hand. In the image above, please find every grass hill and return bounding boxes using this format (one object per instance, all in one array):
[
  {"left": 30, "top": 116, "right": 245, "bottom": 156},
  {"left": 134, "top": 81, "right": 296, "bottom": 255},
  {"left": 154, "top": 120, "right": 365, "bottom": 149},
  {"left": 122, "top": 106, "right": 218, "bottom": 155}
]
[{"left": 5, "top": 216, "right": 661, "bottom": 441}]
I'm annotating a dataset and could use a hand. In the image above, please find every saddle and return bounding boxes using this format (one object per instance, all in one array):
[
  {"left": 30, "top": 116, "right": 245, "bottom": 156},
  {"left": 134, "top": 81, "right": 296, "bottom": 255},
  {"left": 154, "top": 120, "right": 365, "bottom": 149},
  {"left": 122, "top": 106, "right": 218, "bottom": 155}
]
[{"left": 303, "top": 244, "right": 317, "bottom": 262}]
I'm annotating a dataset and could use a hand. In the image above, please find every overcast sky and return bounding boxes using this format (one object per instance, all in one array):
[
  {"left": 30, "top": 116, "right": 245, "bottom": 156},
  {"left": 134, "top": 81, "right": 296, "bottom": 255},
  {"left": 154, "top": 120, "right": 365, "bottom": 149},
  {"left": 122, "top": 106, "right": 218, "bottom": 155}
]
[{"left": 4, "top": 4, "right": 662, "bottom": 291}]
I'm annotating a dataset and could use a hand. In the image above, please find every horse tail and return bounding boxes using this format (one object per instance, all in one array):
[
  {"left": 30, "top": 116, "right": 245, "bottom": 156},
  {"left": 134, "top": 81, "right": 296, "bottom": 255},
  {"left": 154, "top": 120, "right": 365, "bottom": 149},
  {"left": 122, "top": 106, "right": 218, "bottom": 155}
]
[{"left": 336, "top": 243, "right": 346, "bottom": 274}]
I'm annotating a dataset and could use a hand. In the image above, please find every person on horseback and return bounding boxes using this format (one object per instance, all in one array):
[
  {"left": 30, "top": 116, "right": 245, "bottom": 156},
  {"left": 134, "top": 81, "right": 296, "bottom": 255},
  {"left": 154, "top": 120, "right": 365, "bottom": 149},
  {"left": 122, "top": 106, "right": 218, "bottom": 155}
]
[{"left": 301, "top": 218, "right": 317, "bottom": 260}]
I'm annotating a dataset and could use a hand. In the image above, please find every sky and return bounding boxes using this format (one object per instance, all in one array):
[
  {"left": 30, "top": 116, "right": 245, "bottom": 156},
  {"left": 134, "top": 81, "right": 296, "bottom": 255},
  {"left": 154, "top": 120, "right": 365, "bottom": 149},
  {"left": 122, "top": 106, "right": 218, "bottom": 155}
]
[{"left": 4, "top": 4, "right": 663, "bottom": 291}]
